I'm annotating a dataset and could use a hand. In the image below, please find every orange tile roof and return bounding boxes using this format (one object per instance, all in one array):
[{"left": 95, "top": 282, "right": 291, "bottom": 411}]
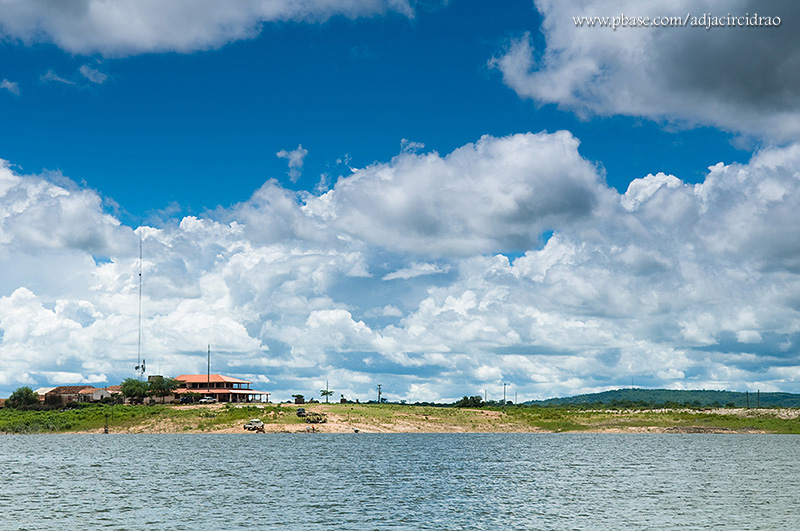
[
  {"left": 48, "top": 385, "right": 94, "bottom": 394},
  {"left": 78, "top": 386, "right": 119, "bottom": 394},
  {"left": 176, "top": 374, "right": 252, "bottom": 384}
]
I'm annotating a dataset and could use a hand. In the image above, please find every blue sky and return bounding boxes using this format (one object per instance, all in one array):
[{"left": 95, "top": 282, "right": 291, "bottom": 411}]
[
  {"left": 1, "top": 0, "right": 799, "bottom": 402},
  {"left": 1, "top": 0, "right": 749, "bottom": 220}
]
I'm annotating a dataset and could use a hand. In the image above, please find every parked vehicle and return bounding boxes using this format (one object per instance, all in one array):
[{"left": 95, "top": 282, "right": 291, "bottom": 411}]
[
  {"left": 199, "top": 396, "right": 217, "bottom": 404},
  {"left": 304, "top": 412, "right": 327, "bottom": 424},
  {"left": 244, "top": 419, "right": 264, "bottom": 431}
]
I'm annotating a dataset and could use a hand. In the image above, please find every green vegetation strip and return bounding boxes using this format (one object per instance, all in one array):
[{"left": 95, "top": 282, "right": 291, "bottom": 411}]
[
  {"left": 504, "top": 408, "right": 800, "bottom": 433},
  {"left": 0, "top": 404, "right": 297, "bottom": 434},
  {"left": 1, "top": 404, "right": 799, "bottom": 434}
]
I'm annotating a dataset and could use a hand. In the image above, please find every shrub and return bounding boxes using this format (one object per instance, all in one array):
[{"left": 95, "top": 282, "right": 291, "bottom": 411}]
[
  {"left": 5, "top": 387, "right": 40, "bottom": 409},
  {"left": 454, "top": 395, "right": 484, "bottom": 408}
]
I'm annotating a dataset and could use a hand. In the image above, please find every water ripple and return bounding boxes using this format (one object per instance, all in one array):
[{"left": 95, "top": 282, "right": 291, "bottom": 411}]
[{"left": 2, "top": 433, "right": 800, "bottom": 530}]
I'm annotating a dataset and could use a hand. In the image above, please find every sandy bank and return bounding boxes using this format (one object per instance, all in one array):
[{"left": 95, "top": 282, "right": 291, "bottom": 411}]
[{"left": 74, "top": 404, "right": 790, "bottom": 435}]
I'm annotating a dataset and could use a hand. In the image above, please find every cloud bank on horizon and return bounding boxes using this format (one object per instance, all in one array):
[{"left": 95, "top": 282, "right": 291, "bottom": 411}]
[{"left": 1, "top": 0, "right": 799, "bottom": 401}]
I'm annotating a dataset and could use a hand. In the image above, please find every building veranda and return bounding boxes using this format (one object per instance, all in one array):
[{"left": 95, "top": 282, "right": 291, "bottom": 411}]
[{"left": 174, "top": 374, "right": 269, "bottom": 403}]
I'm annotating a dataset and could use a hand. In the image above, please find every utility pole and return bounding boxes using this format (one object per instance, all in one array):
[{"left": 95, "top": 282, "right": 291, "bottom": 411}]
[
  {"left": 135, "top": 232, "right": 146, "bottom": 381},
  {"left": 138, "top": 233, "right": 142, "bottom": 377},
  {"left": 503, "top": 383, "right": 508, "bottom": 411},
  {"left": 377, "top": 384, "right": 382, "bottom": 404},
  {"left": 207, "top": 344, "right": 211, "bottom": 399}
]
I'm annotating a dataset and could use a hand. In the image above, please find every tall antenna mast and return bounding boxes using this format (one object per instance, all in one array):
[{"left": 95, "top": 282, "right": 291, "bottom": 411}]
[
  {"left": 207, "top": 344, "right": 211, "bottom": 396},
  {"left": 135, "top": 231, "right": 146, "bottom": 380}
]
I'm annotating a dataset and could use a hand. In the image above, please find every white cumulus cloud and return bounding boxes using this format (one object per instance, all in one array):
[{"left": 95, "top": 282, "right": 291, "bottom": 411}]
[
  {"left": 0, "top": 0, "right": 415, "bottom": 56},
  {"left": 493, "top": 0, "right": 800, "bottom": 140},
  {"left": 310, "top": 131, "right": 606, "bottom": 257},
  {"left": 0, "top": 161, "right": 131, "bottom": 256},
  {"left": 2, "top": 136, "right": 800, "bottom": 401}
]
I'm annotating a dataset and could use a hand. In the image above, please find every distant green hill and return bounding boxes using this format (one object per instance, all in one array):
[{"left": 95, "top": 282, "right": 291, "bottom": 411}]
[{"left": 528, "top": 388, "right": 800, "bottom": 408}]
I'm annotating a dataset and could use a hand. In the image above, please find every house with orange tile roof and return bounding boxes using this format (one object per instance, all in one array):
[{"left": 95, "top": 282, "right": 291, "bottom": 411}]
[
  {"left": 174, "top": 374, "right": 269, "bottom": 403},
  {"left": 44, "top": 385, "right": 94, "bottom": 405},
  {"left": 39, "top": 385, "right": 123, "bottom": 405}
]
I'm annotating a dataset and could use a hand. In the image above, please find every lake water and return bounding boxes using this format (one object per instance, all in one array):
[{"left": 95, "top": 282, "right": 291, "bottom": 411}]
[{"left": 1, "top": 433, "right": 799, "bottom": 530}]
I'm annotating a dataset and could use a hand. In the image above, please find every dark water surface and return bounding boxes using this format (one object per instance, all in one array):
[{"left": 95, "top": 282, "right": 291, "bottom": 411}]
[{"left": 1, "top": 433, "right": 798, "bottom": 530}]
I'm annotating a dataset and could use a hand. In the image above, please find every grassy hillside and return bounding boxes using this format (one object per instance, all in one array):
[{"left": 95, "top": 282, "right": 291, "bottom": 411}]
[{"left": 529, "top": 388, "right": 800, "bottom": 408}]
